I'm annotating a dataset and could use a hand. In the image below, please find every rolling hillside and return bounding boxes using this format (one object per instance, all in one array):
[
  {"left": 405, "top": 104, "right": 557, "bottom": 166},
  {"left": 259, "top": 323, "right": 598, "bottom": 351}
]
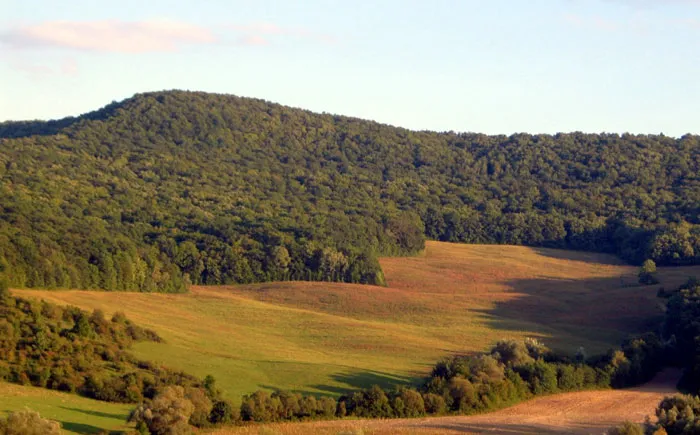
[{"left": 14, "top": 242, "right": 699, "bottom": 402}]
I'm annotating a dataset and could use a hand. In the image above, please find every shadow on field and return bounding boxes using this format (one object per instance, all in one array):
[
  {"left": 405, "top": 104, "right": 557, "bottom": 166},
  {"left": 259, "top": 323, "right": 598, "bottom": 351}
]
[
  {"left": 264, "top": 370, "right": 417, "bottom": 397},
  {"left": 59, "top": 421, "right": 110, "bottom": 434},
  {"left": 475, "top": 274, "right": 667, "bottom": 354},
  {"left": 530, "top": 246, "right": 627, "bottom": 266},
  {"left": 60, "top": 406, "right": 127, "bottom": 420}
]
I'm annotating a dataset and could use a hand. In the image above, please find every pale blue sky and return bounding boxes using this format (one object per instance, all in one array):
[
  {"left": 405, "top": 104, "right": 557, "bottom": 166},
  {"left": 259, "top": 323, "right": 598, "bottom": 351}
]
[{"left": 1, "top": 0, "right": 698, "bottom": 135}]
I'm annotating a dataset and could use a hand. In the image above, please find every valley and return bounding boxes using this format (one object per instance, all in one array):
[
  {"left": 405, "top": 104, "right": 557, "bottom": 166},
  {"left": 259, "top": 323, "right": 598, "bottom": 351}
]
[{"left": 13, "top": 242, "right": 697, "bottom": 404}]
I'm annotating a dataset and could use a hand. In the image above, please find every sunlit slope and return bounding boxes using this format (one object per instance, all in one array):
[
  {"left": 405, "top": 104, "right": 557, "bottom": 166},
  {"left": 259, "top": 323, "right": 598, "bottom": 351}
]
[
  {"left": 15, "top": 242, "right": 699, "bottom": 400},
  {"left": 0, "top": 382, "right": 133, "bottom": 434}
]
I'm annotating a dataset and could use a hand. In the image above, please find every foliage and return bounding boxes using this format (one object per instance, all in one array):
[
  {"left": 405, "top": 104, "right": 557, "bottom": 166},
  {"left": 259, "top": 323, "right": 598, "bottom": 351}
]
[
  {"left": 240, "top": 390, "right": 337, "bottom": 422},
  {"left": 231, "top": 336, "right": 665, "bottom": 425},
  {"left": 0, "top": 279, "right": 8, "bottom": 303},
  {"left": 639, "top": 259, "right": 660, "bottom": 285},
  {"left": 128, "top": 386, "right": 194, "bottom": 435},
  {"left": 654, "top": 395, "right": 700, "bottom": 434},
  {"left": 607, "top": 421, "right": 645, "bottom": 435},
  {"left": 209, "top": 400, "right": 238, "bottom": 425},
  {"left": 421, "top": 336, "right": 663, "bottom": 417},
  {"left": 0, "top": 91, "right": 698, "bottom": 292},
  {"left": 660, "top": 278, "right": 700, "bottom": 391},
  {"left": 0, "top": 294, "right": 202, "bottom": 404},
  {"left": 0, "top": 409, "right": 62, "bottom": 435}
]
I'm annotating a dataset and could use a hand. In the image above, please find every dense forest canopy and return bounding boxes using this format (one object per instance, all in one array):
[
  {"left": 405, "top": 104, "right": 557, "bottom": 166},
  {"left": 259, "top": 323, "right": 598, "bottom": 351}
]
[{"left": 0, "top": 90, "right": 698, "bottom": 292}]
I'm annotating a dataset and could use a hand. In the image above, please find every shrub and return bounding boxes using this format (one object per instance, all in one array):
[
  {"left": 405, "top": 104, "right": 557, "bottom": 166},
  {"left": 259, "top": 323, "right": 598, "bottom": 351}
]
[
  {"left": 0, "top": 409, "right": 62, "bottom": 435},
  {"left": 209, "top": 400, "right": 238, "bottom": 425},
  {"left": 185, "top": 387, "right": 212, "bottom": 427},
  {"left": 608, "top": 421, "right": 644, "bottom": 435},
  {"left": 655, "top": 395, "right": 700, "bottom": 435},
  {"left": 0, "top": 278, "right": 9, "bottom": 304},
  {"left": 491, "top": 340, "right": 534, "bottom": 367},
  {"left": 397, "top": 389, "right": 425, "bottom": 417},
  {"left": 639, "top": 259, "right": 659, "bottom": 285},
  {"left": 129, "top": 386, "right": 194, "bottom": 435},
  {"left": 422, "top": 393, "right": 446, "bottom": 415}
]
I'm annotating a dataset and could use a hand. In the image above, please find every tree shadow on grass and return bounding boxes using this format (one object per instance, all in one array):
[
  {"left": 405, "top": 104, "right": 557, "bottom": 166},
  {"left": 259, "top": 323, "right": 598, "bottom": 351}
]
[
  {"left": 529, "top": 246, "right": 628, "bottom": 266},
  {"left": 261, "top": 369, "right": 418, "bottom": 397},
  {"left": 59, "top": 421, "right": 115, "bottom": 434},
  {"left": 59, "top": 406, "right": 128, "bottom": 421},
  {"left": 473, "top": 274, "right": 666, "bottom": 356}
]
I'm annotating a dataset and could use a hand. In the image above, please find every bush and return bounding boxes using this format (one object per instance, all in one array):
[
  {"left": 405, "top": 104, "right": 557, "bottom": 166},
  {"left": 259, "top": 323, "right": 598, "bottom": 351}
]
[
  {"left": 0, "top": 409, "right": 62, "bottom": 435},
  {"left": 639, "top": 259, "right": 659, "bottom": 285},
  {"left": 0, "top": 278, "right": 9, "bottom": 303},
  {"left": 607, "top": 421, "right": 645, "bottom": 435},
  {"left": 422, "top": 393, "right": 446, "bottom": 415},
  {"left": 128, "top": 386, "right": 194, "bottom": 435},
  {"left": 655, "top": 395, "right": 700, "bottom": 435},
  {"left": 185, "top": 387, "right": 212, "bottom": 427},
  {"left": 209, "top": 400, "right": 238, "bottom": 425},
  {"left": 397, "top": 389, "right": 425, "bottom": 417}
]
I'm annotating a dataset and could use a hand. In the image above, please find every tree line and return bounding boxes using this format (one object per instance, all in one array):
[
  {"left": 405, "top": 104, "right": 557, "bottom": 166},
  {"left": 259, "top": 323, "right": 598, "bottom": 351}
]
[{"left": 0, "top": 90, "right": 697, "bottom": 292}]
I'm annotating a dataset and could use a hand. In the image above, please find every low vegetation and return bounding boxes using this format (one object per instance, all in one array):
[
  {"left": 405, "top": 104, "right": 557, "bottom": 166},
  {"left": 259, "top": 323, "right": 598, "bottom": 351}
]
[
  {"left": 0, "top": 287, "right": 209, "bottom": 404},
  {"left": 0, "top": 409, "right": 61, "bottom": 435},
  {"left": 0, "top": 381, "right": 133, "bottom": 434}
]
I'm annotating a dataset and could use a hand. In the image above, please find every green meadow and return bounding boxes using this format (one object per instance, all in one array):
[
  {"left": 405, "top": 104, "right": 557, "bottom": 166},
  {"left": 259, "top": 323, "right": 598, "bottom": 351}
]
[
  {"left": 0, "top": 382, "right": 133, "bottom": 434},
  {"left": 14, "top": 242, "right": 698, "bottom": 407}
]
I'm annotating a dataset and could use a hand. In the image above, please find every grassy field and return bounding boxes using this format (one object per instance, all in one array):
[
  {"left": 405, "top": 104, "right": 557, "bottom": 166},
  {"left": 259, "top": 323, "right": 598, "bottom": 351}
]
[
  {"left": 0, "top": 382, "right": 133, "bottom": 434},
  {"left": 12, "top": 242, "right": 700, "bottom": 405}
]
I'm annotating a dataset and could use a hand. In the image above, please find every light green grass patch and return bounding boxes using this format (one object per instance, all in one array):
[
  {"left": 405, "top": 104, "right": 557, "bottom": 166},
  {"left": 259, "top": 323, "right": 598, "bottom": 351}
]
[{"left": 0, "top": 382, "right": 133, "bottom": 434}]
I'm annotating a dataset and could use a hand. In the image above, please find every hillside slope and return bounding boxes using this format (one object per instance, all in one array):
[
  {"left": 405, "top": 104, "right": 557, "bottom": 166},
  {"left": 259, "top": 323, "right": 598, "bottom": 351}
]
[
  {"left": 16, "top": 242, "right": 700, "bottom": 400},
  {"left": 1, "top": 91, "right": 698, "bottom": 292}
]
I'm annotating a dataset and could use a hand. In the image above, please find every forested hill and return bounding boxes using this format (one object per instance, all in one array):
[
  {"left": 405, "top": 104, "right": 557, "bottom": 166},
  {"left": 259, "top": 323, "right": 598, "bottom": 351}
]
[{"left": 0, "top": 91, "right": 698, "bottom": 292}]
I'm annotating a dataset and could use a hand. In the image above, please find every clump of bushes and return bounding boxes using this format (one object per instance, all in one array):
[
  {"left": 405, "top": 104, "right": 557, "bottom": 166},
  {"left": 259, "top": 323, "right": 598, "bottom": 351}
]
[
  {"left": 607, "top": 421, "right": 645, "bottom": 435},
  {"left": 653, "top": 395, "right": 700, "bottom": 435},
  {"left": 0, "top": 409, "right": 61, "bottom": 435},
  {"left": 228, "top": 335, "right": 665, "bottom": 426},
  {"left": 0, "top": 294, "right": 202, "bottom": 404},
  {"left": 129, "top": 378, "right": 238, "bottom": 432}
]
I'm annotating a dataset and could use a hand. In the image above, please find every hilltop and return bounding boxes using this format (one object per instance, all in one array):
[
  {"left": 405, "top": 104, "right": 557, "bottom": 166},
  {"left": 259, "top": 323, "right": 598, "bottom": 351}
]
[{"left": 0, "top": 90, "right": 698, "bottom": 292}]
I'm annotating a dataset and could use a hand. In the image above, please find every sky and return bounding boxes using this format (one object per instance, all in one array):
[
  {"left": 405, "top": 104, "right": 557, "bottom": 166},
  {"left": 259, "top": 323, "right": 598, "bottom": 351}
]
[{"left": 1, "top": 0, "right": 698, "bottom": 136}]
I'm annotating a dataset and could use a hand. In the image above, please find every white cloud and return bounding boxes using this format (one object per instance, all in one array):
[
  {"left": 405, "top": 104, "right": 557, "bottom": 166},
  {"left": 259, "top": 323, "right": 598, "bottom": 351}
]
[{"left": 1, "top": 19, "right": 216, "bottom": 53}]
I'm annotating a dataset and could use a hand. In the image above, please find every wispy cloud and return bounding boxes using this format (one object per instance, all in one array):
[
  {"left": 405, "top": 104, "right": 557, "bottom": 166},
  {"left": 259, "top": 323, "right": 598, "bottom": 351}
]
[
  {"left": 1, "top": 19, "right": 216, "bottom": 53},
  {"left": 232, "top": 22, "right": 336, "bottom": 46},
  {"left": 4, "top": 56, "right": 79, "bottom": 78}
]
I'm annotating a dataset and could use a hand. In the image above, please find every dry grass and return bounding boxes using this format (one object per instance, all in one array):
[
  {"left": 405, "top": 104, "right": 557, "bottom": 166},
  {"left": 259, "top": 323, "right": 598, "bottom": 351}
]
[{"left": 13, "top": 242, "right": 699, "bottom": 403}]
